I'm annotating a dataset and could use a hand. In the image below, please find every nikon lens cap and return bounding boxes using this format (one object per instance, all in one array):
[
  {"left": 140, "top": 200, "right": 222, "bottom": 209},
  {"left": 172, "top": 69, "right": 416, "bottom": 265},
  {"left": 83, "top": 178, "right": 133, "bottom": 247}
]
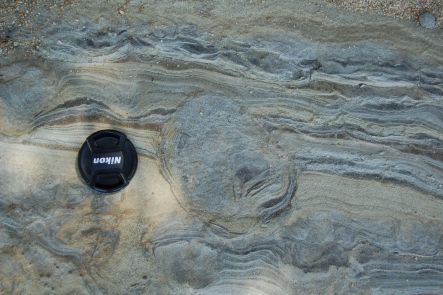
[{"left": 78, "top": 129, "right": 137, "bottom": 193}]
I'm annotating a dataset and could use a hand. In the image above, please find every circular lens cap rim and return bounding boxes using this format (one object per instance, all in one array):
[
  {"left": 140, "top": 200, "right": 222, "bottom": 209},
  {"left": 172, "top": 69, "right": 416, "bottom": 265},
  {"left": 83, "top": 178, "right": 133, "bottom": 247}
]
[{"left": 77, "top": 129, "right": 137, "bottom": 193}]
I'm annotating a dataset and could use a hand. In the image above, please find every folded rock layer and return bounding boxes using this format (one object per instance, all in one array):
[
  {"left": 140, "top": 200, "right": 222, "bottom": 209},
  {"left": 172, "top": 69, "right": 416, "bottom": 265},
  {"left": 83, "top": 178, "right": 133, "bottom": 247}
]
[{"left": 0, "top": 1, "right": 442, "bottom": 294}]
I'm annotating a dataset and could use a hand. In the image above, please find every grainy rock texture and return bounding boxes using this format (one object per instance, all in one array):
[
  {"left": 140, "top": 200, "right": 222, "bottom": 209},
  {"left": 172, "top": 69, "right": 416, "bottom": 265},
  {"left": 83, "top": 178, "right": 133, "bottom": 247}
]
[
  {"left": 0, "top": 1, "right": 443, "bottom": 294},
  {"left": 327, "top": 0, "right": 442, "bottom": 27}
]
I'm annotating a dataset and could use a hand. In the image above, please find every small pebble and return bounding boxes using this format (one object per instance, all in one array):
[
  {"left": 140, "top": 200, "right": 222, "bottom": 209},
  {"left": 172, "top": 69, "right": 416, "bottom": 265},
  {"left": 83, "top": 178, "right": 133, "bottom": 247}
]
[{"left": 419, "top": 12, "right": 436, "bottom": 29}]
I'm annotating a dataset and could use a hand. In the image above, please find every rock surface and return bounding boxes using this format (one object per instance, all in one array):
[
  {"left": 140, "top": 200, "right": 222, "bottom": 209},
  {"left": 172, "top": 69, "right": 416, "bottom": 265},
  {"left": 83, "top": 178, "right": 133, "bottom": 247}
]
[{"left": 1, "top": 1, "right": 443, "bottom": 294}]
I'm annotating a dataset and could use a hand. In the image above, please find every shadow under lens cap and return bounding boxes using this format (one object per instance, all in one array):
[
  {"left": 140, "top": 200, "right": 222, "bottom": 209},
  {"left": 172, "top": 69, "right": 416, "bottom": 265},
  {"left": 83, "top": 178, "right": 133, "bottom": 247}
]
[{"left": 77, "top": 129, "right": 137, "bottom": 193}]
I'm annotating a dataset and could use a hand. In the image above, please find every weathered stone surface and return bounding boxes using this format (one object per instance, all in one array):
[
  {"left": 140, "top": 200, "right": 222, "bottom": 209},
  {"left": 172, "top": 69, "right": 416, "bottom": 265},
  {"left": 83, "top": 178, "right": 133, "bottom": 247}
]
[
  {"left": 161, "top": 96, "right": 297, "bottom": 228},
  {"left": 1, "top": 1, "right": 442, "bottom": 294}
]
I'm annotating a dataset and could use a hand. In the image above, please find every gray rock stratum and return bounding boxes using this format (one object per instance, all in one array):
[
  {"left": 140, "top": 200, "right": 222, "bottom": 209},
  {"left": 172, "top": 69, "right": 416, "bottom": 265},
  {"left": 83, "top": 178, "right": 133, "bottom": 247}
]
[{"left": 0, "top": 1, "right": 442, "bottom": 294}]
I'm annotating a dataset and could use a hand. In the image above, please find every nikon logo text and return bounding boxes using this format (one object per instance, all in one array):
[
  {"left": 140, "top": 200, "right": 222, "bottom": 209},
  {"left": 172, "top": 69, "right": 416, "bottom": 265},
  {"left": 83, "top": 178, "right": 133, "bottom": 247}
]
[{"left": 93, "top": 156, "right": 121, "bottom": 165}]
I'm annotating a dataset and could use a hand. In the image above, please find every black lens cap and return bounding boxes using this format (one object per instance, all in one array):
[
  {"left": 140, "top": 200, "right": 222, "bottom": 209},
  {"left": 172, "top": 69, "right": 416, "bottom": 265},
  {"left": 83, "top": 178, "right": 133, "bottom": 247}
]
[{"left": 77, "top": 129, "right": 137, "bottom": 193}]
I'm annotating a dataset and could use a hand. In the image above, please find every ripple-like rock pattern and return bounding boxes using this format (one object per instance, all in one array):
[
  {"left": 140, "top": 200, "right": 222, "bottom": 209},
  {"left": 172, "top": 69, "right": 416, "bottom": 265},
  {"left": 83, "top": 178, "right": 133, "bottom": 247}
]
[
  {"left": 161, "top": 96, "right": 297, "bottom": 227},
  {"left": 0, "top": 1, "right": 442, "bottom": 294}
]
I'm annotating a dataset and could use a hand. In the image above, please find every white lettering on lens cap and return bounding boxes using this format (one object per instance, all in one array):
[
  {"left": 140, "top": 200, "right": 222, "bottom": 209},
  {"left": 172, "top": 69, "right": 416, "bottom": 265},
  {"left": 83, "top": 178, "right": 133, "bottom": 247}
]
[{"left": 93, "top": 156, "right": 122, "bottom": 165}]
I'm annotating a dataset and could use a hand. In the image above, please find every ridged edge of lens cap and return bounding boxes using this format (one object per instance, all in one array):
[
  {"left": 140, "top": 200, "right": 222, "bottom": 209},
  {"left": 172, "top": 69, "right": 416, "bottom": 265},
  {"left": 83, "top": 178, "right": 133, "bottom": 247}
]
[{"left": 77, "top": 129, "right": 137, "bottom": 193}]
